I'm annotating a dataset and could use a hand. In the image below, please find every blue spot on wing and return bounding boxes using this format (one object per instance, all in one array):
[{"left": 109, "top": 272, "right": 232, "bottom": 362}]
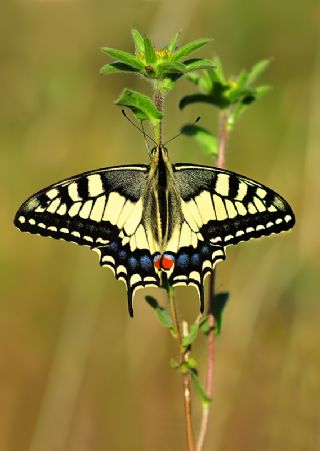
[
  {"left": 176, "top": 253, "right": 189, "bottom": 269},
  {"left": 140, "top": 255, "right": 152, "bottom": 271},
  {"left": 191, "top": 253, "right": 201, "bottom": 267},
  {"left": 128, "top": 256, "right": 138, "bottom": 270},
  {"left": 118, "top": 250, "right": 127, "bottom": 261},
  {"left": 109, "top": 241, "right": 118, "bottom": 252},
  {"left": 200, "top": 244, "right": 210, "bottom": 257}
]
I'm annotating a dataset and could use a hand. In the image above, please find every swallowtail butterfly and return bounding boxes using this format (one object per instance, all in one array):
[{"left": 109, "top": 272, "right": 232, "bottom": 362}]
[{"left": 14, "top": 145, "right": 295, "bottom": 316}]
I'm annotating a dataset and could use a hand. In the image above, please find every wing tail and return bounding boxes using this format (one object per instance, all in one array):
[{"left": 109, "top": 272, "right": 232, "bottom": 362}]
[{"left": 96, "top": 238, "right": 160, "bottom": 316}]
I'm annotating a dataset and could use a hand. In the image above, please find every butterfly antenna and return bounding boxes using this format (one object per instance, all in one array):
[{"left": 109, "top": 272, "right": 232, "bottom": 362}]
[
  {"left": 122, "top": 109, "right": 157, "bottom": 146},
  {"left": 140, "top": 120, "right": 151, "bottom": 155},
  {"left": 163, "top": 116, "right": 201, "bottom": 146}
]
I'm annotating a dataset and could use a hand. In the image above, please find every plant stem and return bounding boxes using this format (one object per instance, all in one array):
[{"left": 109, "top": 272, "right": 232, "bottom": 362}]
[
  {"left": 153, "top": 82, "right": 164, "bottom": 144},
  {"left": 168, "top": 287, "right": 195, "bottom": 451},
  {"left": 196, "top": 292, "right": 215, "bottom": 451},
  {"left": 216, "top": 112, "right": 229, "bottom": 169},
  {"left": 196, "top": 112, "right": 229, "bottom": 451},
  {"left": 153, "top": 81, "right": 195, "bottom": 450}
]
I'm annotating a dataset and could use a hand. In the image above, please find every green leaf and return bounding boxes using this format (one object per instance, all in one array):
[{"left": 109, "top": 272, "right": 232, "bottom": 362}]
[
  {"left": 190, "top": 369, "right": 211, "bottom": 406},
  {"left": 99, "top": 62, "right": 140, "bottom": 75},
  {"left": 157, "top": 61, "right": 186, "bottom": 75},
  {"left": 247, "top": 59, "right": 270, "bottom": 85},
  {"left": 198, "top": 72, "right": 214, "bottom": 93},
  {"left": 255, "top": 85, "right": 272, "bottom": 98},
  {"left": 228, "top": 85, "right": 271, "bottom": 129},
  {"left": 145, "top": 295, "right": 158, "bottom": 309},
  {"left": 187, "top": 357, "right": 198, "bottom": 369},
  {"left": 228, "top": 103, "right": 247, "bottom": 129},
  {"left": 226, "top": 86, "right": 255, "bottom": 103},
  {"left": 172, "top": 38, "right": 211, "bottom": 62},
  {"left": 101, "top": 47, "right": 145, "bottom": 70},
  {"left": 185, "top": 71, "right": 212, "bottom": 93},
  {"left": 211, "top": 292, "right": 230, "bottom": 335},
  {"left": 199, "top": 315, "right": 210, "bottom": 335},
  {"left": 236, "top": 69, "right": 249, "bottom": 88},
  {"left": 185, "top": 72, "right": 201, "bottom": 85},
  {"left": 145, "top": 296, "right": 174, "bottom": 330},
  {"left": 144, "top": 37, "right": 156, "bottom": 64},
  {"left": 181, "top": 124, "right": 218, "bottom": 156},
  {"left": 131, "top": 29, "right": 145, "bottom": 55},
  {"left": 180, "top": 78, "right": 231, "bottom": 109},
  {"left": 157, "top": 308, "right": 174, "bottom": 329},
  {"left": 167, "top": 32, "right": 181, "bottom": 52},
  {"left": 211, "top": 56, "right": 225, "bottom": 83},
  {"left": 179, "top": 93, "right": 217, "bottom": 109},
  {"left": 182, "top": 322, "right": 200, "bottom": 348},
  {"left": 115, "top": 89, "right": 162, "bottom": 124},
  {"left": 160, "top": 76, "right": 177, "bottom": 93},
  {"left": 179, "top": 362, "right": 190, "bottom": 374},
  {"left": 199, "top": 293, "right": 230, "bottom": 336},
  {"left": 183, "top": 58, "right": 215, "bottom": 72}
]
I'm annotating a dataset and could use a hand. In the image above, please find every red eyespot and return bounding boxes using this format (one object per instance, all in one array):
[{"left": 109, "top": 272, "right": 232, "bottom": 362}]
[
  {"left": 161, "top": 254, "right": 175, "bottom": 270},
  {"left": 153, "top": 255, "right": 161, "bottom": 271}
]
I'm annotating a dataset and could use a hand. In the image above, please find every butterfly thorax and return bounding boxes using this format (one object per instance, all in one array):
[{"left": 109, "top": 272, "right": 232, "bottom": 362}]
[{"left": 143, "top": 145, "right": 183, "bottom": 252}]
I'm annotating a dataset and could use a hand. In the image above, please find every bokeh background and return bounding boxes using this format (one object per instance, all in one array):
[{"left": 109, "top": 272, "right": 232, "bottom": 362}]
[{"left": 1, "top": 1, "right": 320, "bottom": 450}]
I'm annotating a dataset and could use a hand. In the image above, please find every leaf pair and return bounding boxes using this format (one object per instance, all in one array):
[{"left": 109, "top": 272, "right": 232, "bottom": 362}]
[
  {"left": 180, "top": 57, "right": 271, "bottom": 155},
  {"left": 145, "top": 291, "right": 230, "bottom": 345},
  {"left": 180, "top": 57, "right": 270, "bottom": 110}
]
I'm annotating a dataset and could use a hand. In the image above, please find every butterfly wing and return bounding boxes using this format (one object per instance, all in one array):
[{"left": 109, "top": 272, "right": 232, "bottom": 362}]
[
  {"left": 15, "top": 161, "right": 295, "bottom": 316},
  {"left": 14, "top": 165, "right": 160, "bottom": 316},
  {"left": 174, "top": 164, "right": 295, "bottom": 244},
  {"left": 168, "top": 164, "right": 295, "bottom": 310}
]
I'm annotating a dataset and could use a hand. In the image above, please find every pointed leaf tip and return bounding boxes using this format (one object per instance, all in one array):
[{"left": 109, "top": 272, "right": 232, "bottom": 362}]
[
  {"left": 101, "top": 47, "right": 145, "bottom": 70},
  {"left": 145, "top": 296, "right": 174, "bottom": 330},
  {"left": 190, "top": 369, "right": 211, "bottom": 405},
  {"left": 131, "top": 29, "right": 145, "bottom": 55},
  {"left": 167, "top": 32, "right": 181, "bottom": 52},
  {"left": 172, "top": 38, "right": 211, "bottom": 62},
  {"left": 144, "top": 36, "right": 156, "bottom": 64},
  {"left": 247, "top": 59, "right": 271, "bottom": 85},
  {"left": 181, "top": 124, "right": 218, "bottom": 156},
  {"left": 99, "top": 62, "right": 140, "bottom": 75}
]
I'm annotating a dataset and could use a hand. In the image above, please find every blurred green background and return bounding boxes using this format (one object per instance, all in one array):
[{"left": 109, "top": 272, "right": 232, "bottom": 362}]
[{"left": 1, "top": 1, "right": 320, "bottom": 450}]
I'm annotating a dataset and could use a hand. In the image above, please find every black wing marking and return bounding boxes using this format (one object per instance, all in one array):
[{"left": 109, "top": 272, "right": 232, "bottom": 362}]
[
  {"left": 164, "top": 164, "right": 295, "bottom": 311},
  {"left": 14, "top": 165, "right": 160, "bottom": 315},
  {"left": 14, "top": 165, "right": 148, "bottom": 246},
  {"left": 158, "top": 218, "right": 225, "bottom": 313},
  {"left": 96, "top": 237, "right": 160, "bottom": 317},
  {"left": 174, "top": 164, "right": 295, "bottom": 247},
  {"left": 167, "top": 242, "right": 225, "bottom": 313}
]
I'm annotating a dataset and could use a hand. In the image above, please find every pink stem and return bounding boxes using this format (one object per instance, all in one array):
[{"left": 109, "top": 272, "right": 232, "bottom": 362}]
[{"left": 196, "top": 112, "right": 229, "bottom": 451}]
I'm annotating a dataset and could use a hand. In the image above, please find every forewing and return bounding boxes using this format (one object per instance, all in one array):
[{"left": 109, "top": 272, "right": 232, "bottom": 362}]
[
  {"left": 14, "top": 165, "right": 160, "bottom": 315},
  {"left": 174, "top": 164, "right": 295, "bottom": 247}
]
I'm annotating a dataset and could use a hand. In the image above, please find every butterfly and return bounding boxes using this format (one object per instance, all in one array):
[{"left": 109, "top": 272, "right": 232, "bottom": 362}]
[{"left": 14, "top": 144, "right": 295, "bottom": 316}]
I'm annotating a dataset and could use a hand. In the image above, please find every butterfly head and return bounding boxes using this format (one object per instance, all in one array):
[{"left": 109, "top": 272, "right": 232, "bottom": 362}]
[
  {"left": 150, "top": 144, "right": 169, "bottom": 162},
  {"left": 150, "top": 144, "right": 168, "bottom": 156}
]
